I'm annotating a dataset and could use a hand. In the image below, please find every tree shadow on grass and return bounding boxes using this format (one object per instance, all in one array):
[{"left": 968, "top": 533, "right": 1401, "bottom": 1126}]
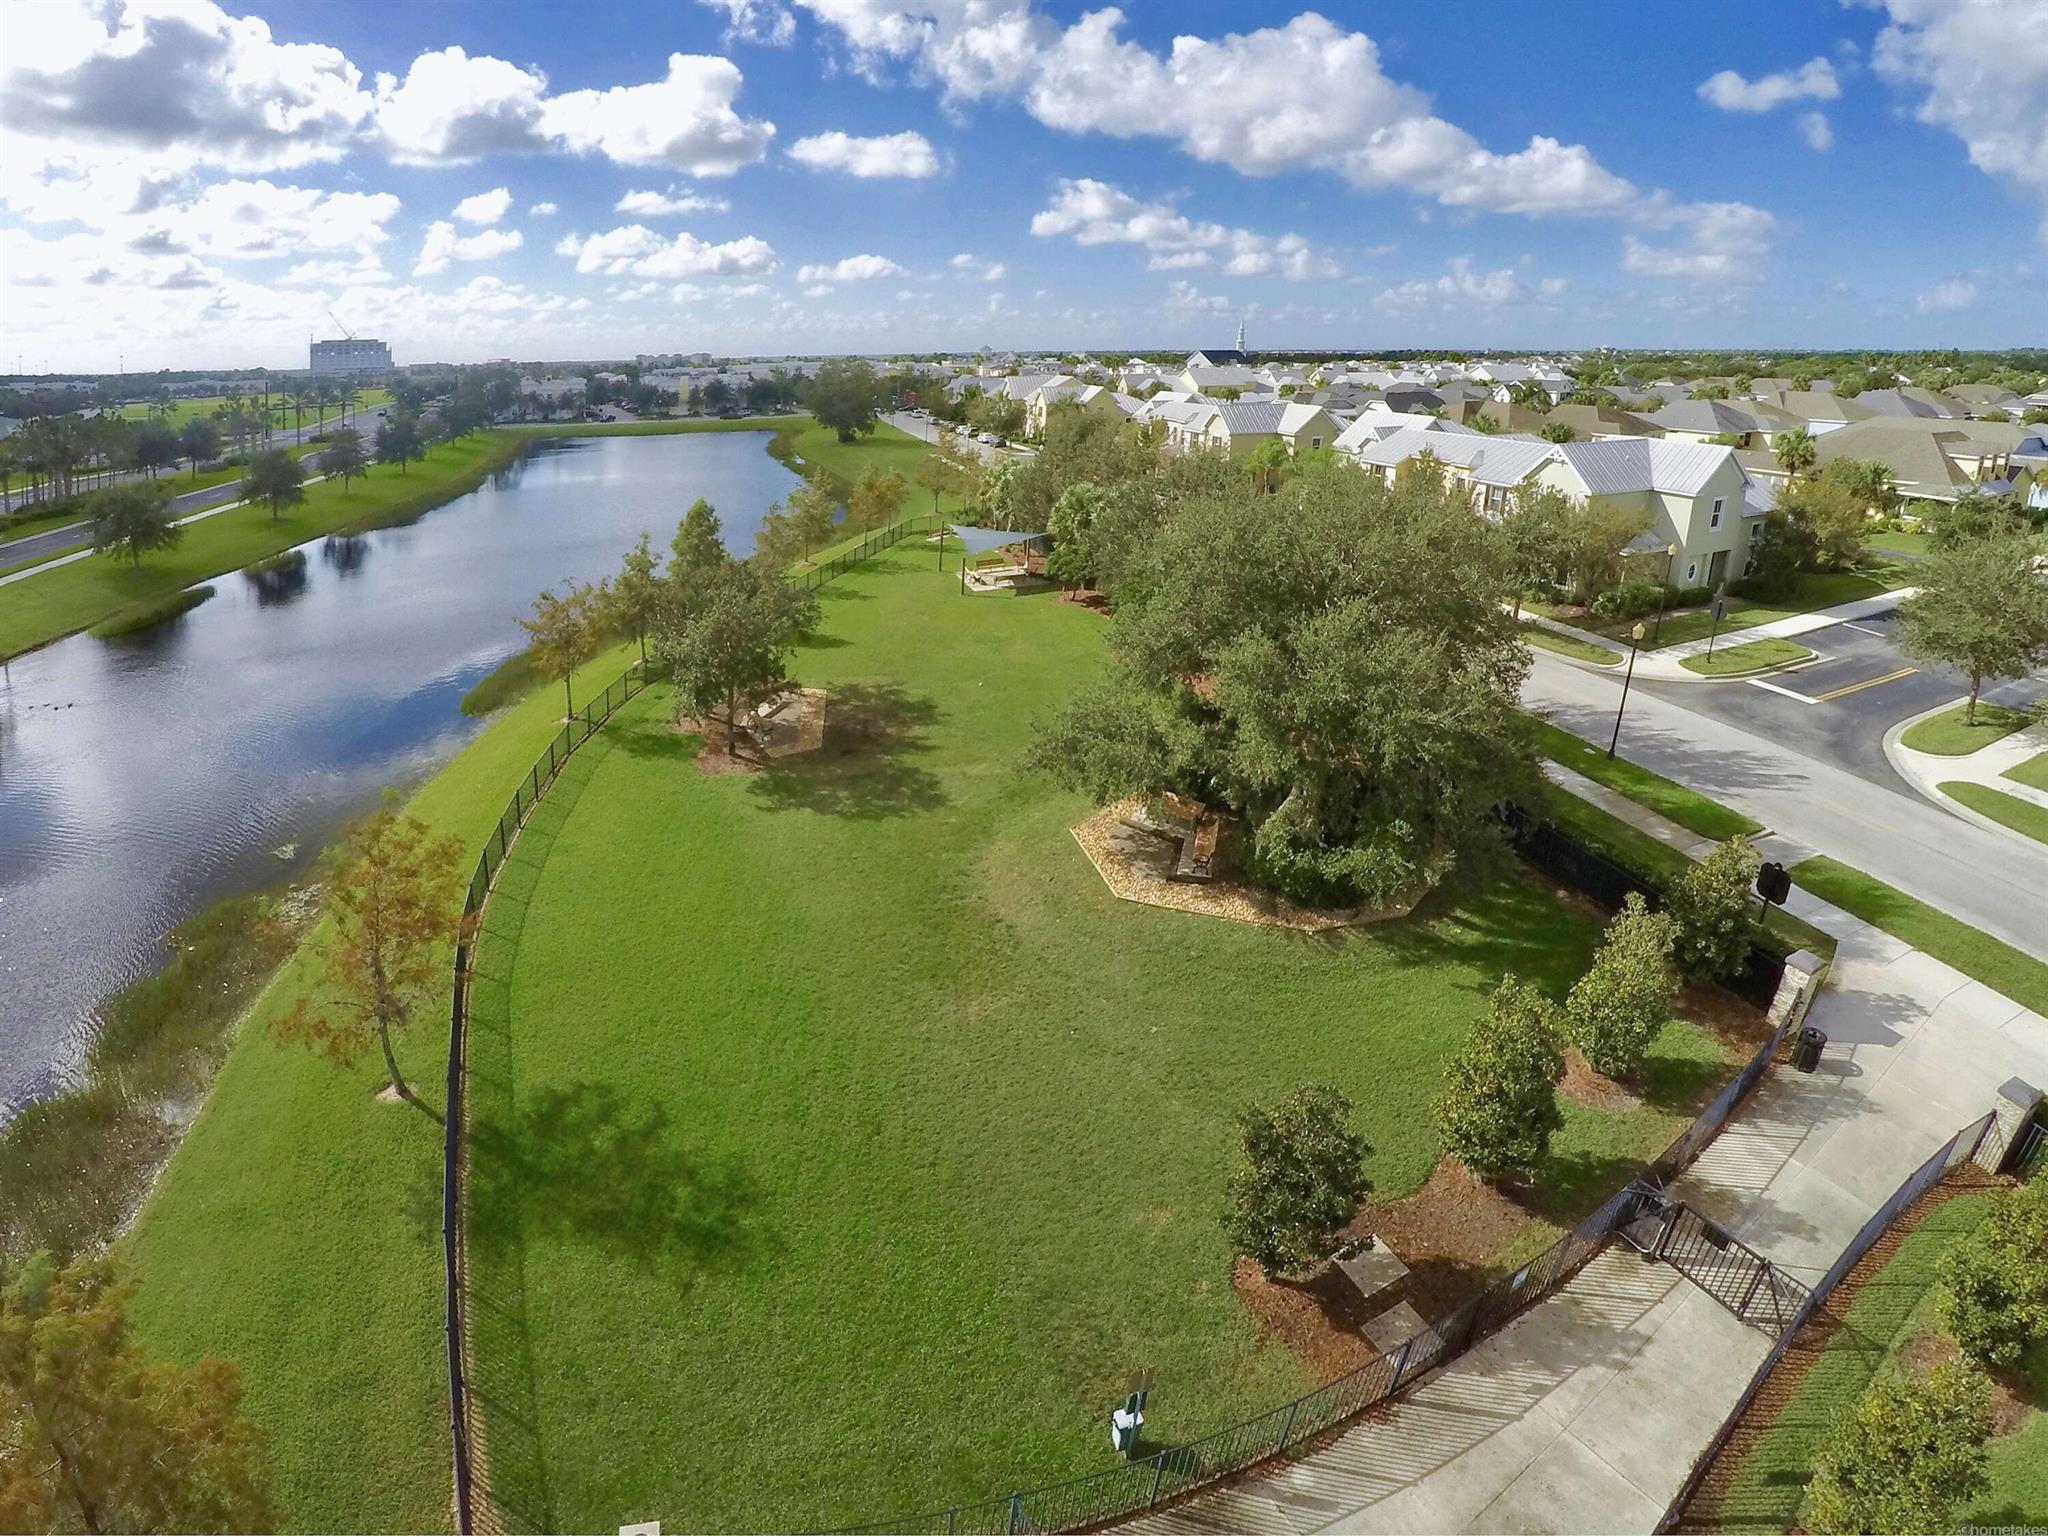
[
  {"left": 748, "top": 681, "right": 947, "bottom": 820},
  {"left": 1635, "top": 1043, "right": 1733, "bottom": 1114},
  {"left": 468, "top": 1081, "right": 774, "bottom": 1279},
  {"left": 613, "top": 711, "right": 698, "bottom": 762},
  {"left": 1510, "top": 1149, "right": 1648, "bottom": 1229}
]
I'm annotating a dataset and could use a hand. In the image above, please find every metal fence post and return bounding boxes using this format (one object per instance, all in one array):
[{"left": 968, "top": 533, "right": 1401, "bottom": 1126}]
[
  {"left": 1007, "top": 1491, "right": 1024, "bottom": 1534},
  {"left": 1275, "top": 1400, "right": 1299, "bottom": 1452},
  {"left": 1147, "top": 1457, "right": 1166, "bottom": 1508}
]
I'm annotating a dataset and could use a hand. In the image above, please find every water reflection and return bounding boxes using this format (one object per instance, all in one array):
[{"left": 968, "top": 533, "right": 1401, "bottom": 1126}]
[{"left": 0, "top": 431, "right": 799, "bottom": 1112}]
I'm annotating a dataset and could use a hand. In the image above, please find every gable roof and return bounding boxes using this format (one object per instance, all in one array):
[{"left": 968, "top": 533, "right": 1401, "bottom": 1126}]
[
  {"left": 1548, "top": 438, "right": 1738, "bottom": 497},
  {"left": 1347, "top": 428, "right": 1556, "bottom": 485}
]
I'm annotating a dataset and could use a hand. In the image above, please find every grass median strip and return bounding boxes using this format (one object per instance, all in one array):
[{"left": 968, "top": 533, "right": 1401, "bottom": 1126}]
[
  {"left": 1940, "top": 780, "right": 2048, "bottom": 847},
  {"left": 2005, "top": 751, "right": 2048, "bottom": 792},
  {"left": 1679, "top": 637, "right": 1814, "bottom": 677},
  {"left": 1527, "top": 717, "right": 1763, "bottom": 841},
  {"left": 1520, "top": 622, "right": 1621, "bottom": 666},
  {"left": 0, "top": 433, "right": 519, "bottom": 662},
  {"left": 1789, "top": 855, "right": 2048, "bottom": 1016},
  {"left": 1899, "top": 701, "right": 2031, "bottom": 755}
]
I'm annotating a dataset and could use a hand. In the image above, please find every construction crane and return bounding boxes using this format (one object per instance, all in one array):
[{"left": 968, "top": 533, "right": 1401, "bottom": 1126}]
[{"left": 326, "top": 309, "right": 356, "bottom": 341}]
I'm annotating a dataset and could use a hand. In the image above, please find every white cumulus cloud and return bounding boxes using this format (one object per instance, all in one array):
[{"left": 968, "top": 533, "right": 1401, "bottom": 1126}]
[
  {"left": 1031, "top": 178, "right": 1341, "bottom": 279},
  {"left": 788, "top": 129, "right": 939, "bottom": 178},
  {"left": 1799, "top": 112, "right": 1834, "bottom": 152},
  {"left": 415, "top": 221, "right": 523, "bottom": 276},
  {"left": 452, "top": 186, "right": 512, "bottom": 225},
  {"left": 539, "top": 54, "right": 774, "bottom": 174},
  {"left": 558, "top": 224, "right": 779, "bottom": 277},
  {"left": 1698, "top": 57, "right": 1840, "bottom": 112},
  {"left": 1377, "top": 256, "right": 1550, "bottom": 310},
  {"left": 796, "top": 253, "right": 906, "bottom": 282},
  {"left": 374, "top": 46, "right": 549, "bottom": 163},
  {"left": 615, "top": 186, "right": 731, "bottom": 216},
  {"left": 1916, "top": 277, "right": 1978, "bottom": 313},
  {"left": 696, "top": 0, "right": 796, "bottom": 46},
  {"left": 1871, "top": 0, "right": 2048, "bottom": 242}
]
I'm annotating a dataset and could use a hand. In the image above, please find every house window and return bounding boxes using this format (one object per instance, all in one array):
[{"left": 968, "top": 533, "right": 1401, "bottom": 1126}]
[
  {"left": 1685, "top": 561, "right": 1698, "bottom": 583},
  {"left": 1310, "top": 436, "right": 1322, "bottom": 450},
  {"left": 1709, "top": 497, "right": 1725, "bottom": 530}
]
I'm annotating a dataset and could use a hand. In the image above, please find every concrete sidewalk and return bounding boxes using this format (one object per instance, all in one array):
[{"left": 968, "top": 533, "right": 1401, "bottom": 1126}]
[{"left": 1124, "top": 775, "right": 2048, "bottom": 1536}]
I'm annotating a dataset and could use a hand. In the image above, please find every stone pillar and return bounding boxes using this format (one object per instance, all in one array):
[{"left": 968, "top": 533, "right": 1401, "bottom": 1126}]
[
  {"left": 1974, "top": 1077, "right": 2044, "bottom": 1174},
  {"left": 1767, "top": 948, "right": 1829, "bottom": 1034}
]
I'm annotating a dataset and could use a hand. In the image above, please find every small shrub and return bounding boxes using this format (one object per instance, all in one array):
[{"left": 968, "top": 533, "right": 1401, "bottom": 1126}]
[
  {"left": 1590, "top": 580, "right": 1663, "bottom": 621},
  {"left": 1220, "top": 1082, "right": 1371, "bottom": 1276},
  {"left": 1564, "top": 893, "right": 1679, "bottom": 1079},
  {"left": 1435, "top": 976, "right": 1564, "bottom": 1184},
  {"left": 1667, "top": 838, "right": 1761, "bottom": 980},
  {"left": 1805, "top": 1360, "right": 1992, "bottom": 1534},
  {"left": 1936, "top": 1174, "right": 2048, "bottom": 1369},
  {"left": 1672, "top": 584, "right": 1714, "bottom": 607}
]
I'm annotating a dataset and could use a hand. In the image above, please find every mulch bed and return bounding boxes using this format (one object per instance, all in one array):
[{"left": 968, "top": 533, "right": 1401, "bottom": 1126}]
[
  {"left": 1230, "top": 1258, "right": 1384, "bottom": 1379},
  {"left": 1072, "top": 799, "right": 1422, "bottom": 932},
  {"left": 674, "top": 688, "right": 827, "bottom": 775},
  {"left": 1561, "top": 1047, "right": 1642, "bottom": 1111},
  {"left": 1897, "top": 1324, "right": 2035, "bottom": 1437}
]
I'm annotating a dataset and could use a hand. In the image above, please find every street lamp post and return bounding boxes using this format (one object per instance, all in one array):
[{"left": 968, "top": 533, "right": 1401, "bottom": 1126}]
[
  {"left": 1651, "top": 542, "right": 1679, "bottom": 644},
  {"left": 1607, "top": 621, "right": 1648, "bottom": 759}
]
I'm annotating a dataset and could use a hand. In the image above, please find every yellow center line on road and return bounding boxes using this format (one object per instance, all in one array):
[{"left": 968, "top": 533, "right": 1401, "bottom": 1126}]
[{"left": 1812, "top": 666, "right": 1917, "bottom": 702}]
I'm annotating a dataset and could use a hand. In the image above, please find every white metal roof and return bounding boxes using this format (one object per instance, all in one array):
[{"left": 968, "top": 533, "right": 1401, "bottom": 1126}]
[{"left": 1549, "top": 438, "right": 1734, "bottom": 497}]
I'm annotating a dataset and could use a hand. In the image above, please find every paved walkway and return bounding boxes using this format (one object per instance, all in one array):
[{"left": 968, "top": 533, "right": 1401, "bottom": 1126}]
[
  {"left": 1125, "top": 774, "right": 2048, "bottom": 1536},
  {"left": 1530, "top": 589, "right": 1916, "bottom": 684}
]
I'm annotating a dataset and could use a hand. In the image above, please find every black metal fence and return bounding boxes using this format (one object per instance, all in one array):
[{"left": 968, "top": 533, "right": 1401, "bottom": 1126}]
[
  {"left": 444, "top": 516, "right": 947, "bottom": 1531},
  {"left": 1622, "top": 1196, "right": 1812, "bottom": 1334},
  {"left": 790, "top": 511, "right": 946, "bottom": 592},
  {"left": 2008, "top": 1114, "right": 2047, "bottom": 1178},
  {"left": 830, "top": 1182, "right": 1649, "bottom": 1536},
  {"left": 444, "top": 660, "right": 650, "bottom": 1532},
  {"left": 1503, "top": 803, "right": 1788, "bottom": 1008},
  {"left": 1643, "top": 1012, "right": 1801, "bottom": 1190},
  {"left": 1655, "top": 1109, "right": 1996, "bottom": 1532}
]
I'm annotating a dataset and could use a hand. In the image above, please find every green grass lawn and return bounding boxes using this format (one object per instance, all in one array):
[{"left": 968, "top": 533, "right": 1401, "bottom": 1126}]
[
  {"left": 0, "top": 434, "right": 517, "bottom": 661},
  {"left": 1555, "top": 563, "right": 1913, "bottom": 652},
  {"left": 1942, "top": 781, "right": 2048, "bottom": 846},
  {"left": 122, "top": 641, "right": 644, "bottom": 1533},
  {"left": 1521, "top": 622, "right": 1621, "bottom": 666},
  {"left": 471, "top": 545, "right": 1748, "bottom": 1533},
  {"left": 1867, "top": 528, "right": 1931, "bottom": 561},
  {"left": 112, "top": 388, "right": 391, "bottom": 429},
  {"left": 1703, "top": 1190, "right": 1999, "bottom": 1532},
  {"left": 1900, "top": 702, "right": 2032, "bottom": 755},
  {"left": 1528, "top": 718, "right": 1763, "bottom": 842},
  {"left": 1536, "top": 784, "right": 1833, "bottom": 963},
  {"left": 1680, "top": 637, "right": 1814, "bottom": 676},
  {"left": 0, "top": 445, "right": 326, "bottom": 576},
  {"left": 1790, "top": 856, "right": 2048, "bottom": 1017},
  {"left": 2005, "top": 751, "right": 2048, "bottom": 792}
]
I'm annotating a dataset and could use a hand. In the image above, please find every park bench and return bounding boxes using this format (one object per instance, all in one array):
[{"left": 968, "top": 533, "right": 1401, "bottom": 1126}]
[{"left": 1170, "top": 814, "right": 1220, "bottom": 883}]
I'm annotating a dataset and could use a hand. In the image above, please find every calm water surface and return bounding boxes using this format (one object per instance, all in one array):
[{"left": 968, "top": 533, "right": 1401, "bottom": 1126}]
[{"left": 0, "top": 432, "right": 799, "bottom": 1110}]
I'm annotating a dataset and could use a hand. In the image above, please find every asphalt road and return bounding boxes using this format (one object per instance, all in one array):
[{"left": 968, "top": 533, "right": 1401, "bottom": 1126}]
[
  {"left": 1525, "top": 650, "right": 2048, "bottom": 962},
  {"left": 0, "top": 407, "right": 387, "bottom": 569},
  {"left": 884, "top": 409, "right": 1028, "bottom": 464},
  {"left": 1636, "top": 608, "right": 2045, "bottom": 789}
]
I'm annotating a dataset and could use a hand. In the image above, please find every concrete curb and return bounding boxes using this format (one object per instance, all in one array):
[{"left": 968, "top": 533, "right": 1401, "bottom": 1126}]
[{"left": 1882, "top": 696, "right": 2048, "bottom": 842}]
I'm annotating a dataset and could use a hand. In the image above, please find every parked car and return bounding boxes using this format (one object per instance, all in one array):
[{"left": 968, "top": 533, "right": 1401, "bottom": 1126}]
[{"left": 976, "top": 431, "right": 999, "bottom": 445}]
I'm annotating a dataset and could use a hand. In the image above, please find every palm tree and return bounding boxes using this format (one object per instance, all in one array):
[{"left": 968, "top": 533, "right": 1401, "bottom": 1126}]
[{"left": 1774, "top": 427, "right": 1817, "bottom": 478}]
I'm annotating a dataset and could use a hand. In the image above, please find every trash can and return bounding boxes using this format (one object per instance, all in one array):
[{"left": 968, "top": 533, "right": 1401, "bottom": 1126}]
[{"left": 1793, "top": 1026, "right": 1826, "bottom": 1073}]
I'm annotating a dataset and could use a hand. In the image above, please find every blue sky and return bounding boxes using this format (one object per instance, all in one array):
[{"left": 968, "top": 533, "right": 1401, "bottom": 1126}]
[{"left": 2, "top": 0, "right": 2044, "bottom": 370}]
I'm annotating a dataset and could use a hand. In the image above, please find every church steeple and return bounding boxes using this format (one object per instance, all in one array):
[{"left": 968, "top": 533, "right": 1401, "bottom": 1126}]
[{"left": 1235, "top": 317, "right": 1246, "bottom": 354}]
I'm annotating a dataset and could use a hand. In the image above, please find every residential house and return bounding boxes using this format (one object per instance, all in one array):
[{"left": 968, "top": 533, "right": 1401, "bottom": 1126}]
[
  {"left": 1854, "top": 387, "right": 1965, "bottom": 420},
  {"left": 1528, "top": 438, "right": 1763, "bottom": 590},
  {"left": 1756, "top": 389, "right": 1875, "bottom": 435},
  {"left": 1177, "top": 362, "right": 1260, "bottom": 395},
  {"left": 1024, "top": 382, "right": 1144, "bottom": 437},
  {"left": 1812, "top": 418, "right": 2028, "bottom": 503},
  {"left": 1641, "top": 398, "right": 1798, "bottom": 448},
  {"left": 1162, "top": 400, "right": 1337, "bottom": 456}
]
